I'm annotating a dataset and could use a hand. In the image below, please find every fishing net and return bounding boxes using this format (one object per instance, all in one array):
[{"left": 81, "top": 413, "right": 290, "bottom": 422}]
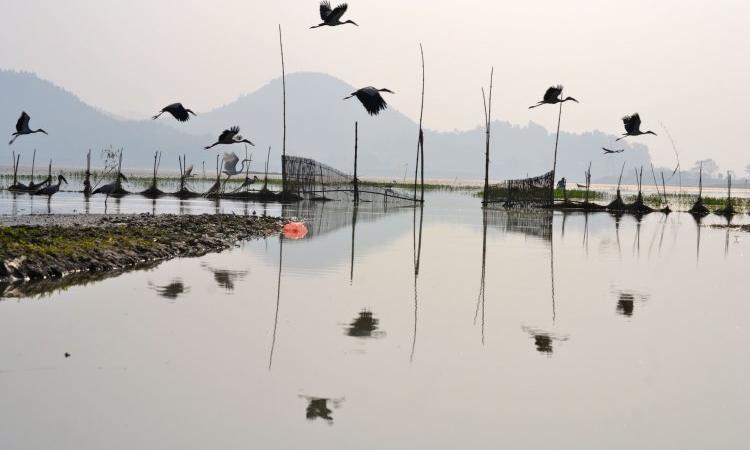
[
  {"left": 484, "top": 170, "right": 554, "bottom": 207},
  {"left": 484, "top": 208, "right": 552, "bottom": 241},
  {"left": 283, "top": 155, "right": 418, "bottom": 204}
]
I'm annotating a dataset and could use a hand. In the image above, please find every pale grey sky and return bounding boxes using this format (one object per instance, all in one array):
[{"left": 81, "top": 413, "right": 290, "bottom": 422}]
[{"left": 1, "top": 0, "right": 748, "bottom": 173}]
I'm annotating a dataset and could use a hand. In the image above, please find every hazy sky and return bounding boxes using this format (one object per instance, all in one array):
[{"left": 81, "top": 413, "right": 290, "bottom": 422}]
[{"left": 1, "top": 0, "right": 749, "bottom": 173}]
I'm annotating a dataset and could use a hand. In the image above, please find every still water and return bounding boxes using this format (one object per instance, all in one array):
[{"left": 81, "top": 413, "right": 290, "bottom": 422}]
[{"left": 1, "top": 191, "right": 749, "bottom": 449}]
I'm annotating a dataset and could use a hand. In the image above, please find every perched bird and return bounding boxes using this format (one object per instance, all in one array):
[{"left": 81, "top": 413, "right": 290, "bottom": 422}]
[
  {"left": 344, "top": 87, "right": 395, "bottom": 116},
  {"left": 311, "top": 1, "right": 358, "bottom": 28},
  {"left": 602, "top": 147, "right": 625, "bottom": 154},
  {"left": 528, "top": 85, "right": 578, "bottom": 109},
  {"left": 205, "top": 126, "right": 254, "bottom": 149},
  {"left": 9, "top": 112, "right": 47, "bottom": 145},
  {"left": 616, "top": 113, "right": 657, "bottom": 141},
  {"left": 33, "top": 174, "right": 67, "bottom": 196},
  {"left": 92, "top": 173, "right": 128, "bottom": 195},
  {"left": 152, "top": 103, "right": 196, "bottom": 122}
]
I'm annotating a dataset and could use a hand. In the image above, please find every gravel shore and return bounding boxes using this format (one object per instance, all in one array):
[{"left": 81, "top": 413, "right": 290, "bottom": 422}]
[{"left": 0, "top": 213, "right": 284, "bottom": 292}]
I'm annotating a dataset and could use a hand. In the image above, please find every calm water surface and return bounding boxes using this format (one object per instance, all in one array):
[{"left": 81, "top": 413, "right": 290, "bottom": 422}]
[{"left": 1, "top": 191, "right": 749, "bottom": 449}]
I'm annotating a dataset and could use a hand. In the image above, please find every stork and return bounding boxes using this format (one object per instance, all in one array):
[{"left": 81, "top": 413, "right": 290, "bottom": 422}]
[
  {"left": 616, "top": 113, "right": 657, "bottom": 141},
  {"left": 33, "top": 174, "right": 67, "bottom": 196},
  {"left": 152, "top": 103, "right": 196, "bottom": 122},
  {"left": 9, "top": 112, "right": 47, "bottom": 145},
  {"left": 311, "top": 2, "right": 358, "bottom": 28},
  {"left": 344, "top": 87, "right": 395, "bottom": 116},
  {"left": 528, "top": 85, "right": 578, "bottom": 109},
  {"left": 92, "top": 173, "right": 128, "bottom": 196},
  {"left": 205, "top": 126, "right": 254, "bottom": 149}
]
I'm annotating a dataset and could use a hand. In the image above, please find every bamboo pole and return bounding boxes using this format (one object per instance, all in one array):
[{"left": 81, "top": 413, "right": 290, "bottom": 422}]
[
  {"left": 414, "top": 44, "right": 425, "bottom": 203},
  {"left": 353, "top": 121, "right": 359, "bottom": 203},
  {"left": 279, "top": 24, "right": 287, "bottom": 195},
  {"left": 84, "top": 149, "right": 92, "bottom": 197},
  {"left": 551, "top": 99, "right": 563, "bottom": 205},
  {"left": 31, "top": 149, "right": 36, "bottom": 184},
  {"left": 481, "top": 67, "right": 494, "bottom": 205}
]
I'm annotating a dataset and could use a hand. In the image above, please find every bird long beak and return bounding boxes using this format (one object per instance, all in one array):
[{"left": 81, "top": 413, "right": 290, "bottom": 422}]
[
  {"left": 61, "top": 175, "right": 68, "bottom": 184},
  {"left": 343, "top": 95, "right": 353, "bottom": 100}
]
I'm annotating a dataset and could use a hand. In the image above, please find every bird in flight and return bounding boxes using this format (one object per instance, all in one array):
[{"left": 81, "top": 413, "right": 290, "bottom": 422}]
[
  {"left": 616, "top": 113, "right": 657, "bottom": 141},
  {"left": 529, "top": 85, "right": 579, "bottom": 109},
  {"left": 344, "top": 87, "right": 395, "bottom": 116},
  {"left": 311, "top": 1, "right": 358, "bottom": 28},
  {"left": 205, "top": 126, "right": 255, "bottom": 149},
  {"left": 9, "top": 112, "right": 47, "bottom": 145},
  {"left": 602, "top": 147, "right": 625, "bottom": 154},
  {"left": 152, "top": 103, "right": 196, "bottom": 122}
]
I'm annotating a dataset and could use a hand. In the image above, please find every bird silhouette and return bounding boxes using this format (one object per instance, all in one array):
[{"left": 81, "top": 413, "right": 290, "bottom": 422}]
[
  {"left": 311, "top": 1, "right": 358, "bottom": 28},
  {"left": 344, "top": 87, "right": 394, "bottom": 115},
  {"left": 528, "top": 85, "right": 578, "bottom": 109},
  {"left": 616, "top": 113, "right": 657, "bottom": 141},
  {"left": 152, "top": 103, "right": 196, "bottom": 122},
  {"left": 602, "top": 147, "right": 625, "bottom": 154},
  {"left": 9, "top": 112, "right": 47, "bottom": 145},
  {"left": 33, "top": 174, "right": 67, "bottom": 196},
  {"left": 205, "top": 126, "right": 254, "bottom": 149},
  {"left": 92, "top": 173, "right": 128, "bottom": 195}
]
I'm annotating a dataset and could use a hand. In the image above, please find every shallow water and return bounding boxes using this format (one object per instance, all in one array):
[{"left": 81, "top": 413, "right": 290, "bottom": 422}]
[{"left": 1, "top": 192, "right": 749, "bottom": 449}]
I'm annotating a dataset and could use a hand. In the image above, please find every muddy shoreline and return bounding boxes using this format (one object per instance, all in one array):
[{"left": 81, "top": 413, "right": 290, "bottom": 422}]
[{"left": 0, "top": 213, "right": 284, "bottom": 293}]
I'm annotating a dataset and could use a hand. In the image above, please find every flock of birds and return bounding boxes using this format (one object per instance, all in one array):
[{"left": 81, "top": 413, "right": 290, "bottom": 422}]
[{"left": 6, "top": 1, "right": 658, "bottom": 197}]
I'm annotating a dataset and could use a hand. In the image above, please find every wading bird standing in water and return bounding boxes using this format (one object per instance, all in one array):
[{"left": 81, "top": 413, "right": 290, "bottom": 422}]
[
  {"left": 204, "top": 126, "right": 254, "bottom": 149},
  {"left": 33, "top": 174, "right": 67, "bottom": 196},
  {"left": 152, "top": 103, "right": 196, "bottom": 122},
  {"left": 528, "top": 85, "right": 578, "bottom": 109},
  {"left": 9, "top": 112, "right": 47, "bottom": 145},
  {"left": 344, "top": 87, "right": 395, "bottom": 116},
  {"left": 616, "top": 113, "right": 657, "bottom": 141},
  {"left": 602, "top": 147, "right": 625, "bottom": 154},
  {"left": 311, "top": 1, "right": 358, "bottom": 28}
]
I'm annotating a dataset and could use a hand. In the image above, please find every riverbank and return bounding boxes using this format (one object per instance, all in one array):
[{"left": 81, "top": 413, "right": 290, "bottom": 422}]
[{"left": 0, "top": 214, "right": 284, "bottom": 286}]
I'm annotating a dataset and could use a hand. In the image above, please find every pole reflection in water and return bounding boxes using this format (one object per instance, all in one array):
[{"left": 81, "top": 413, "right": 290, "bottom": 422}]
[
  {"left": 411, "top": 204, "right": 424, "bottom": 361},
  {"left": 268, "top": 236, "right": 283, "bottom": 370},
  {"left": 474, "top": 208, "right": 488, "bottom": 345},
  {"left": 350, "top": 205, "right": 358, "bottom": 283}
]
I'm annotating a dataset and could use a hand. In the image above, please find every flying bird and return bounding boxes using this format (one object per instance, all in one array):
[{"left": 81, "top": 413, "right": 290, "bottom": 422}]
[
  {"left": 344, "top": 87, "right": 395, "bottom": 116},
  {"left": 528, "top": 85, "right": 578, "bottom": 109},
  {"left": 152, "top": 103, "right": 196, "bottom": 122},
  {"left": 205, "top": 126, "right": 254, "bottom": 149},
  {"left": 616, "top": 113, "right": 657, "bottom": 141},
  {"left": 183, "top": 164, "right": 196, "bottom": 178},
  {"left": 9, "top": 112, "right": 47, "bottom": 145},
  {"left": 602, "top": 147, "right": 625, "bottom": 154},
  {"left": 222, "top": 152, "right": 252, "bottom": 178},
  {"left": 33, "top": 174, "right": 67, "bottom": 196},
  {"left": 311, "top": 1, "right": 358, "bottom": 28}
]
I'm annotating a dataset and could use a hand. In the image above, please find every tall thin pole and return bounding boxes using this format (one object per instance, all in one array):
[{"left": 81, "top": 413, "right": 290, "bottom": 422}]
[
  {"left": 482, "top": 67, "right": 494, "bottom": 205},
  {"left": 414, "top": 43, "right": 425, "bottom": 204},
  {"left": 31, "top": 149, "right": 36, "bottom": 184},
  {"left": 353, "top": 122, "right": 359, "bottom": 203},
  {"left": 551, "top": 100, "right": 563, "bottom": 205},
  {"left": 279, "top": 25, "right": 287, "bottom": 194}
]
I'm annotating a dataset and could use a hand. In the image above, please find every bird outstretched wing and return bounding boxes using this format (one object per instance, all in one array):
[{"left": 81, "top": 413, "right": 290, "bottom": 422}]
[
  {"left": 320, "top": 1, "right": 332, "bottom": 20},
  {"left": 16, "top": 111, "right": 30, "bottom": 133},
  {"left": 184, "top": 164, "right": 194, "bottom": 176},
  {"left": 219, "top": 126, "right": 240, "bottom": 141},
  {"left": 543, "top": 85, "right": 563, "bottom": 103},
  {"left": 622, "top": 113, "right": 641, "bottom": 134},
  {"left": 223, "top": 152, "right": 240, "bottom": 171},
  {"left": 167, "top": 103, "right": 191, "bottom": 122},
  {"left": 356, "top": 89, "right": 388, "bottom": 116},
  {"left": 328, "top": 3, "right": 348, "bottom": 22}
]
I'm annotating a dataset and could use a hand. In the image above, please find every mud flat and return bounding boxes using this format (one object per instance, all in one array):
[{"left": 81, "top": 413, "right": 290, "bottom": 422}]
[{"left": 0, "top": 214, "right": 284, "bottom": 292}]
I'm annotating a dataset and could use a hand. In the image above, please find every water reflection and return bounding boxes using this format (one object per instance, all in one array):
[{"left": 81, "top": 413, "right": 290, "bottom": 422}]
[
  {"left": 149, "top": 279, "right": 189, "bottom": 300},
  {"left": 522, "top": 326, "right": 568, "bottom": 356},
  {"left": 346, "top": 310, "right": 382, "bottom": 338},
  {"left": 201, "top": 263, "right": 248, "bottom": 292},
  {"left": 300, "top": 396, "right": 344, "bottom": 425},
  {"left": 411, "top": 204, "right": 424, "bottom": 361},
  {"left": 615, "top": 290, "right": 649, "bottom": 318}
]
